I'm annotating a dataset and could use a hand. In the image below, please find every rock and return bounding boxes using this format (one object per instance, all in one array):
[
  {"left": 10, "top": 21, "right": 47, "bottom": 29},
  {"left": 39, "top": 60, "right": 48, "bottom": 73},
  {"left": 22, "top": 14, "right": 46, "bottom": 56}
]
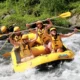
[{"left": 69, "top": 14, "right": 80, "bottom": 27}]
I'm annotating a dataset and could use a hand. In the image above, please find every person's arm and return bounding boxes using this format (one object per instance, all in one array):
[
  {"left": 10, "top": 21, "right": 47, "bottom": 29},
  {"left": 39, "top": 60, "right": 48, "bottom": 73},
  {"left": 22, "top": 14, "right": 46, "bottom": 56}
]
[
  {"left": 46, "top": 18, "right": 53, "bottom": 29},
  {"left": 47, "top": 41, "right": 55, "bottom": 52},
  {"left": 60, "top": 28, "right": 78, "bottom": 38},
  {"left": 8, "top": 37, "right": 15, "bottom": 46},
  {"left": 44, "top": 18, "right": 53, "bottom": 33},
  {"left": 8, "top": 36, "right": 20, "bottom": 46},
  {"left": 47, "top": 41, "right": 52, "bottom": 51}
]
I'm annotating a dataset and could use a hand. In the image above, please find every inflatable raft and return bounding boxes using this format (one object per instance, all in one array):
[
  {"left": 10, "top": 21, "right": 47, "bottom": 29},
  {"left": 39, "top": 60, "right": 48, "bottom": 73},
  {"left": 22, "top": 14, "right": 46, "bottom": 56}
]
[
  {"left": 0, "top": 34, "right": 8, "bottom": 40},
  {"left": 11, "top": 46, "right": 74, "bottom": 72}
]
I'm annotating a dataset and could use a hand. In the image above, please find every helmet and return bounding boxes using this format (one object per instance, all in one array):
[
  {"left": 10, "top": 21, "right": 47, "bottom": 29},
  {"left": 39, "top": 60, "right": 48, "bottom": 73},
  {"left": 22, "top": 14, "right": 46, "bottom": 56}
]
[
  {"left": 1, "top": 26, "right": 7, "bottom": 33},
  {"left": 22, "top": 34, "right": 28, "bottom": 40},
  {"left": 36, "top": 21, "right": 42, "bottom": 24},
  {"left": 14, "top": 26, "right": 20, "bottom": 32},
  {"left": 50, "top": 28, "right": 56, "bottom": 32}
]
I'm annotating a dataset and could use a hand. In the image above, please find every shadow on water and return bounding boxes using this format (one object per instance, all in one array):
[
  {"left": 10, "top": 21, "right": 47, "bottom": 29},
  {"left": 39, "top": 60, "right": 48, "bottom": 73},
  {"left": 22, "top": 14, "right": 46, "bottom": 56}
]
[{"left": 36, "top": 59, "right": 73, "bottom": 72}]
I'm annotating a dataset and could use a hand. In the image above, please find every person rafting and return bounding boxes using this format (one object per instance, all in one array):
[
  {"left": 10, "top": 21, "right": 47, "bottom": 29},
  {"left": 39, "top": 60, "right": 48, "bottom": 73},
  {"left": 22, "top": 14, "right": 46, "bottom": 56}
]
[
  {"left": 26, "top": 18, "right": 53, "bottom": 45},
  {"left": 0, "top": 26, "right": 9, "bottom": 40},
  {"left": 0, "top": 26, "right": 8, "bottom": 34},
  {"left": 10, "top": 26, "right": 22, "bottom": 44},
  {"left": 20, "top": 30, "right": 38, "bottom": 62},
  {"left": 8, "top": 26, "right": 22, "bottom": 63},
  {"left": 36, "top": 19, "right": 53, "bottom": 44},
  {"left": 48, "top": 27, "right": 78, "bottom": 53},
  {"left": 0, "top": 25, "right": 14, "bottom": 40}
]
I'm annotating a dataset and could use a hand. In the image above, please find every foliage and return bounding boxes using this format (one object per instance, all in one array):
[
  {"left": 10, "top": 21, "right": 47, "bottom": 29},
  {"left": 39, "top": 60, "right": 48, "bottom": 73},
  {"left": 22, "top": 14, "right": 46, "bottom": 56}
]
[
  {"left": 53, "top": 18, "right": 70, "bottom": 27},
  {"left": 0, "top": 0, "right": 80, "bottom": 28}
]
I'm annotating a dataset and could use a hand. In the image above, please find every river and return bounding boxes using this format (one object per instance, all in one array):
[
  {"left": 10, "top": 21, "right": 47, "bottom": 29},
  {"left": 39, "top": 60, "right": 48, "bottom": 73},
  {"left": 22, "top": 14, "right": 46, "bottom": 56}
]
[{"left": 0, "top": 34, "right": 80, "bottom": 80}]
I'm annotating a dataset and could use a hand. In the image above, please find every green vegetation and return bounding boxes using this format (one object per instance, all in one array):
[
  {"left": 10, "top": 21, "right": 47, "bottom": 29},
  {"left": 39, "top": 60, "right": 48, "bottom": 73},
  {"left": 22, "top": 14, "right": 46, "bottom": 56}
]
[{"left": 0, "top": 0, "right": 80, "bottom": 29}]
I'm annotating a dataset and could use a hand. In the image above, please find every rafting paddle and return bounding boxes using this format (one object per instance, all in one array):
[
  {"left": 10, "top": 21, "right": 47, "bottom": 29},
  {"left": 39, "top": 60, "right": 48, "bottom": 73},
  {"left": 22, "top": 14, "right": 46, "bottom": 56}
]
[
  {"left": 54, "top": 25, "right": 80, "bottom": 32},
  {"left": 26, "top": 12, "right": 72, "bottom": 28},
  {"left": 58, "top": 12, "right": 71, "bottom": 18},
  {"left": 2, "top": 52, "right": 11, "bottom": 58},
  {"left": 30, "top": 12, "right": 72, "bottom": 25}
]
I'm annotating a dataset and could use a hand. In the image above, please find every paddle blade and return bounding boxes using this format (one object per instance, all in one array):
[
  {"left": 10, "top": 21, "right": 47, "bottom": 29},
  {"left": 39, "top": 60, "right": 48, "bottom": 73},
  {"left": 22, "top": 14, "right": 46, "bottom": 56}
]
[
  {"left": 3, "top": 52, "right": 11, "bottom": 58},
  {"left": 0, "top": 35, "right": 2, "bottom": 37},
  {"left": 59, "top": 12, "right": 71, "bottom": 18}
]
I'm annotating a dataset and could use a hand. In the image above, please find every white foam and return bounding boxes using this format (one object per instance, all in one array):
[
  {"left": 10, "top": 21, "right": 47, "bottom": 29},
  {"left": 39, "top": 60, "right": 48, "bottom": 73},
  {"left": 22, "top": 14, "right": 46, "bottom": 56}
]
[{"left": 0, "top": 33, "right": 80, "bottom": 80}]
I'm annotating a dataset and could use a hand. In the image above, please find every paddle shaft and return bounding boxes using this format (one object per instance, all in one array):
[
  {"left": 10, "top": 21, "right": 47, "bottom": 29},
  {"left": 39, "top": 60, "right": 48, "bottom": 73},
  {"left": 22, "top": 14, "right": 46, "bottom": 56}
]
[
  {"left": 1, "top": 25, "right": 80, "bottom": 37},
  {"left": 0, "top": 40, "right": 8, "bottom": 50},
  {"left": 55, "top": 25, "right": 80, "bottom": 32},
  {"left": 30, "top": 12, "right": 71, "bottom": 25},
  {"left": 1, "top": 12, "right": 72, "bottom": 36},
  {"left": 1, "top": 28, "right": 36, "bottom": 36}
]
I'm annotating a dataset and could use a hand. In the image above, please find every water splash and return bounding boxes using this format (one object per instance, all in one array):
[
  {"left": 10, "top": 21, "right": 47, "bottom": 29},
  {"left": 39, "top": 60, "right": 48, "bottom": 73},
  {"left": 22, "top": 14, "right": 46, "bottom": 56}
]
[{"left": 0, "top": 34, "right": 80, "bottom": 80}]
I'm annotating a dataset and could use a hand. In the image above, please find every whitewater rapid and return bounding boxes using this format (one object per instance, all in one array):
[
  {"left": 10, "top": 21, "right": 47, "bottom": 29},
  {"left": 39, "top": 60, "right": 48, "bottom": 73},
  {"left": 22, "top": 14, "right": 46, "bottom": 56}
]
[{"left": 0, "top": 34, "right": 80, "bottom": 80}]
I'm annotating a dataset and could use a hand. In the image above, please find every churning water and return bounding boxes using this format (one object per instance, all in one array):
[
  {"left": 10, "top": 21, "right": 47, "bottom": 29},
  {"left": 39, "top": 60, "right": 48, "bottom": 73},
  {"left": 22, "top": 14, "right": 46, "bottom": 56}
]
[{"left": 0, "top": 34, "right": 80, "bottom": 80}]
